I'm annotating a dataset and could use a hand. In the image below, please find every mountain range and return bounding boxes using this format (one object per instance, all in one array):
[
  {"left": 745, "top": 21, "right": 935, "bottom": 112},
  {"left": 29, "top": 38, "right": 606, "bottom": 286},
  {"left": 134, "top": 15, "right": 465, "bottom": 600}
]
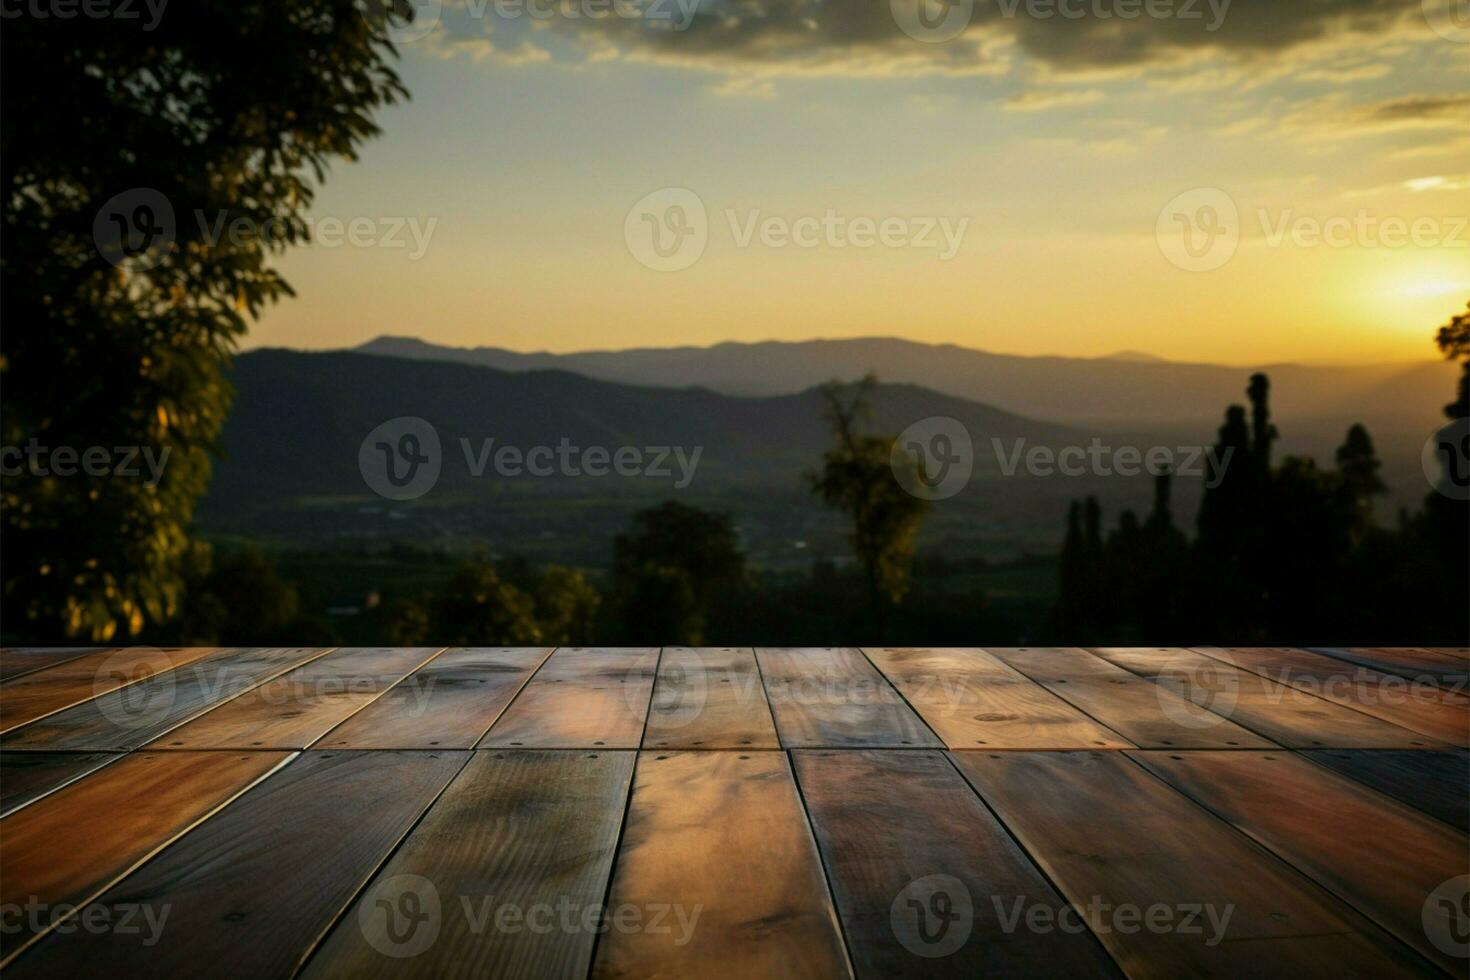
[{"left": 354, "top": 335, "right": 1455, "bottom": 429}]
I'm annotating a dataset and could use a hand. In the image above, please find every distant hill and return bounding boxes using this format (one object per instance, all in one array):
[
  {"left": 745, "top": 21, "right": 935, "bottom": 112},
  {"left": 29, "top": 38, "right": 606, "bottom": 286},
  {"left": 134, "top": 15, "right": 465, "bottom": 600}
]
[
  {"left": 355, "top": 335, "right": 1454, "bottom": 429},
  {"left": 208, "top": 349, "right": 1086, "bottom": 507}
]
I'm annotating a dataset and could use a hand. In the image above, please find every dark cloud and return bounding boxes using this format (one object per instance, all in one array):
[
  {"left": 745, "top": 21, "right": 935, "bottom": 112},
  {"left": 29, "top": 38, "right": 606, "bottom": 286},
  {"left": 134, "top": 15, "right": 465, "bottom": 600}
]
[{"left": 493, "top": 0, "right": 1426, "bottom": 75}]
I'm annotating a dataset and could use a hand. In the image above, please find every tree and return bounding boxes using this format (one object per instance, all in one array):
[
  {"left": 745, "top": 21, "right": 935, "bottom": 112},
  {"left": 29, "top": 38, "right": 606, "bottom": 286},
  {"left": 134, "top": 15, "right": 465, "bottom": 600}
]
[
  {"left": 807, "top": 375, "right": 929, "bottom": 639},
  {"left": 611, "top": 501, "right": 745, "bottom": 644},
  {"left": 432, "top": 558, "right": 543, "bottom": 646},
  {"left": 1335, "top": 423, "right": 1385, "bottom": 529},
  {"left": 1, "top": 4, "right": 414, "bottom": 640}
]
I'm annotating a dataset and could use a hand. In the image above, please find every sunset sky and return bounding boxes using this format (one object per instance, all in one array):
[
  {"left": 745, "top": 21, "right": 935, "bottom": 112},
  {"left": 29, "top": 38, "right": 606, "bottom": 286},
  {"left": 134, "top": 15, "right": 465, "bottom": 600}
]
[{"left": 251, "top": 0, "right": 1470, "bottom": 365}]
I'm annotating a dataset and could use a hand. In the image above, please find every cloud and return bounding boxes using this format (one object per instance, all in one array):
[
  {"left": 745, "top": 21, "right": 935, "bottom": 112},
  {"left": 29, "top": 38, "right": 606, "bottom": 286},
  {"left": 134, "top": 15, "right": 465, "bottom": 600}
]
[
  {"left": 1002, "top": 88, "right": 1104, "bottom": 111},
  {"left": 419, "top": 0, "right": 1433, "bottom": 82}
]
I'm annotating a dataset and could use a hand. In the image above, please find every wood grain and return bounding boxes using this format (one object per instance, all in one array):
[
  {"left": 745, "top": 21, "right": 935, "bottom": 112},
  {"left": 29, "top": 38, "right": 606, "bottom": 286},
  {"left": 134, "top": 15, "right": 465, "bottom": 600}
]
[
  {"left": 0, "top": 648, "right": 104, "bottom": 682},
  {"left": 1088, "top": 647, "right": 1437, "bottom": 748},
  {"left": 1195, "top": 647, "right": 1468, "bottom": 747},
  {"left": 0, "top": 647, "right": 335, "bottom": 751},
  {"left": 0, "top": 647, "right": 217, "bottom": 733},
  {"left": 793, "top": 749, "right": 1123, "bottom": 978},
  {"left": 0, "top": 751, "right": 121, "bottom": 818},
  {"left": 591, "top": 751, "right": 851, "bottom": 980},
  {"left": 315, "top": 648, "right": 551, "bottom": 749},
  {"left": 147, "top": 647, "right": 444, "bottom": 749},
  {"left": 480, "top": 648, "right": 659, "bottom": 749},
  {"left": 987, "top": 647, "right": 1275, "bottom": 749},
  {"left": 302, "top": 749, "right": 635, "bottom": 979},
  {"left": 643, "top": 647, "right": 780, "bottom": 750},
  {"left": 0, "top": 750, "right": 291, "bottom": 962},
  {"left": 950, "top": 750, "right": 1433, "bottom": 979},
  {"left": 1301, "top": 749, "right": 1470, "bottom": 832},
  {"left": 755, "top": 648, "right": 941, "bottom": 748},
  {"left": 1306, "top": 648, "right": 1469, "bottom": 693},
  {"left": 863, "top": 648, "right": 1128, "bottom": 749},
  {"left": 3, "top": 750, "right": 469, "bottom": 979},
  {"left": 1131, "top": 749, "right": 1469, "bottom": 974}
]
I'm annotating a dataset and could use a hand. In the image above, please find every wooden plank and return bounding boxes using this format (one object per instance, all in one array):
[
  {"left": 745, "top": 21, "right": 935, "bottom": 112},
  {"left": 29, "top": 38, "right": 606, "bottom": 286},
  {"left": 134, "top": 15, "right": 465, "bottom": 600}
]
[
  {"left": 480, "top": 648, "right": 658, "bottom": 749},
  {"left": 0, "top": 647, "right": 218, "bottom": 733},
  {"left": 3, "top": 750, "right": 469, "bottom": 979},
  {"left": 755, "top": 648, "right": 941, "bottom": 748},
  {"left": 316, "top": 648, "right": 551, "bottom": 749},
  {"left": 149, "top": 647, "right": 444, "bottom": 749},
  {"left": 1307, "top": 648, "right": 1469, "bottom": 693},
  {"left": 0, "top": 647, "right": 335, "bottom": 751},
  {"left": 643, "top": 647, "right": 780, "bottom": 750},
  {"left": 1131, "top": 749, "right": 1469, "bottom": 974},
  {"left": 987, "top": 648, "right": 1275, "bottom": 749},
  {"left": 301, "top": 750, "right": 635, "bottom": 979},
  {"left": 1301, "top": 749, "right": 1470, "bottom": 832},
  {"left": 0, "top": 648, "right": 103, "bottom": 682},
  {"left": 1196, "top": 647, "right": 1469, "bottom": 748},
  {"left": 1088, "top": 647, "right": 1439, "bottom": 748},
  {"left": 949, "top": 750, "right": 1433, "bottom": 979},
  {"left": 863, "top": 648, "right": 1128, "bottom": 749},
  {"left": 793, "top": 749, "right": 1123, "bottom": 978},
  {"left": 0, "top": 750, "right": 291, "bottom": 962},
  {"left": 0, "top": 751, "right": 121, "bottom": 818},
  {"left": 591, "top": 751, "right": 851, "bottom": 979}
]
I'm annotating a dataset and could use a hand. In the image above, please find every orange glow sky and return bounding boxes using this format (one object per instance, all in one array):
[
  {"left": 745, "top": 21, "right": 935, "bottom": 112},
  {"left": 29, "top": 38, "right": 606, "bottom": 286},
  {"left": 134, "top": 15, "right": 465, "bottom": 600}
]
[{"left": 251, "top": 0, "right": 1469, "bottom": 365}]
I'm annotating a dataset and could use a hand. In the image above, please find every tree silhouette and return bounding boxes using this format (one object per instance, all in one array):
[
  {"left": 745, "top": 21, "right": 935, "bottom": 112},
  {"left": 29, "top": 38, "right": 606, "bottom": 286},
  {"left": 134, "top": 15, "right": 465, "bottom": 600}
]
[
  {"left": 611, "top": 500, "right": 745, "bottom": 645},
  {"left": 1, "top": 4, "right": 413, "bottom": 640},
  {"left": 808, "top": 375, "right": 929, "bottom": 639}
]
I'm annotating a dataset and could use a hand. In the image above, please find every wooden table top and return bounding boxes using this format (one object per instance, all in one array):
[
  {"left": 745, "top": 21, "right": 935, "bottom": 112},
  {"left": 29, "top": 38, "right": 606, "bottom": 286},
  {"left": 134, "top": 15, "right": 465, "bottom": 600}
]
[{"left": 1, "top": 646, "right": 1466, "bottom": 978}]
